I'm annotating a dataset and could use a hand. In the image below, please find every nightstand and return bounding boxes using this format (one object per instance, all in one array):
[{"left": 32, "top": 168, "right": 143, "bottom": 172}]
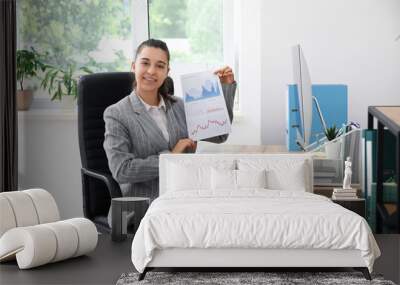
[{"left": 332, "top": 198, "right": 366, "bottom": 218}]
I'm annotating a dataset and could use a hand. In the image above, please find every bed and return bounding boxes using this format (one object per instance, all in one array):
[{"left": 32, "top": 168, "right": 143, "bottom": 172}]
[{"left": 131, "top": 154, "right": 380, "bottom": 280}]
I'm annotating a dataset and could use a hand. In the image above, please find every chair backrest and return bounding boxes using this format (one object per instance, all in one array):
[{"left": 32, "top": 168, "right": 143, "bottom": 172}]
[
  {"left": 78, "top": 72, "right": 134, "bottom": 219},
  {"left": 77, "top": 72, "right": 174, "bottom": 219},
  {"left": 78, "top": 72, "right": 134, "bottom": 173}
]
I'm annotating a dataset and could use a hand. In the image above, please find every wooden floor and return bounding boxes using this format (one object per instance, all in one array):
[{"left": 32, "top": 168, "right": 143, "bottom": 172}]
[
  {"left": 374, "top": 234, "right": 400, "bottom": 284},
  {"left": 0, "top": 234, "right": 399, "bottom": 285},
  {"left": 0, "top": 233, "right": 133, "bottom": 285}
]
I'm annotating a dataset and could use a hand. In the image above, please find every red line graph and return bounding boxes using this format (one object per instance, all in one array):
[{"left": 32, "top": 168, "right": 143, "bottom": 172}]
[{"left": 190, "top": 119, "right": 228, "bottom": 136}]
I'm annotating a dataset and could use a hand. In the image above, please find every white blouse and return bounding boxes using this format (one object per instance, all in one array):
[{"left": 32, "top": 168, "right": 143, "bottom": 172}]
[{"left": 137, "top": 95, "right": 170, "bottom": 142}]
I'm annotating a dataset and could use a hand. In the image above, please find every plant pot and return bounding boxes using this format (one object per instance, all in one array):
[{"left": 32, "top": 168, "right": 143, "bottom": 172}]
[
  {"left": 325, "top": 140, "right": 341, "bottom": 159},
  {"left": 17, "top": 90, "right": 33, "bottom": 111},
  {"left": 61, "top": 96, "right": 76, "bottom": 109}
]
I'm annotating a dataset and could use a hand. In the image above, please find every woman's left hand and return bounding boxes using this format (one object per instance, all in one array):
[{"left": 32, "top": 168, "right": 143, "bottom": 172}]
[{"left": 214, "top": 66, "right": 235, "bottom": 84}]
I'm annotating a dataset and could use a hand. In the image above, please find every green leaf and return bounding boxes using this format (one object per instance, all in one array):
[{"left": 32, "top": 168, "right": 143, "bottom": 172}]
[
  {"left": 72, "top": 80, "right": 78, "bottom": 99},
  {"left": 16, "top": 47, "right": 46, "bottom": 88},
  {"left": 324, "top": 125, "right": 340, "bottom": 141},
  {"left": 49, "top": 69, "right": 59, "bottom": 91},
  {"left": 50, "top": 93, "right": 58, "bottom": 101},
  {"left": 40, "top": 70, "right": 51, "bottom": 89},
  {"left": 79, "top": 66, "right": 93, "bottom": 74},
  {"left": 57, "top": 81, "right": 62, "bottom": 101}
]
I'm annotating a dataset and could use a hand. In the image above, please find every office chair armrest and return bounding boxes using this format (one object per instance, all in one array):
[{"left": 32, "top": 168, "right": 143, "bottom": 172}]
[{"left": 81, "top": 168, "right": 122, "bottom": 198}]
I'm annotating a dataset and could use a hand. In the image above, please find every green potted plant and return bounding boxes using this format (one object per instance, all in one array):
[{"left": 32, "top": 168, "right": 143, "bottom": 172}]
[
  {"left": 324, "top": 125, "right": 340, "bottom": 141},
  {"left": 324, "top": 125, "right": 342, "bottom": 159},
  {"left": 41, "top": 64, "right": 92, "bottom": 108},
  {"left": 16, "top": 48, "right": 46, "bottom": 110}
]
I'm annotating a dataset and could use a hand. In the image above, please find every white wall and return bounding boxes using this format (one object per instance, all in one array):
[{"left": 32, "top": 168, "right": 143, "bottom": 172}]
[
  {"left": 18, "top": 111, "right": 83, "bottom": 219},
  {"left": 226, "top": 0, "right": 262, "bottom": 145},
  {"left": 261, "top": 0, "right": 400, "bottom": 144}
]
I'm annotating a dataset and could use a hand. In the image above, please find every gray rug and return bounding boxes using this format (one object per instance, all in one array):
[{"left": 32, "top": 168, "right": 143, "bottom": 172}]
[{"left": 116, "top": 271, "right": 396, "bottom": 285}]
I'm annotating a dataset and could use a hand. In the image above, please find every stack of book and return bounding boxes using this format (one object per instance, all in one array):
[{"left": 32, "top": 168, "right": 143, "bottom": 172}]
[{"left": 332, "top": 188, "right": 357, "bottom": 200}]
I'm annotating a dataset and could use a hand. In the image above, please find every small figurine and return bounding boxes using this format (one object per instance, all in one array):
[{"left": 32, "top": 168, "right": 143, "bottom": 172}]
[{"left": 343, "top": 157, "right": 352, "bottom": 189}]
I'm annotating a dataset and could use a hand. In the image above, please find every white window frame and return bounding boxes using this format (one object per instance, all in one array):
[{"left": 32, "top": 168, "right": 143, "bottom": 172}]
[
  {"left": 131, "top": 0, "right": 149, "bottom": 56},
  {"left": 223, "top": 0, "right": 241, "bottom": 114}
]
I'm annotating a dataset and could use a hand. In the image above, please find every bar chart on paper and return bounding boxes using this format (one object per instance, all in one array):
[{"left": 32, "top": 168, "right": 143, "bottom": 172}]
[{"left": 181, "top": 71, "right": 231, "bottom": 141}]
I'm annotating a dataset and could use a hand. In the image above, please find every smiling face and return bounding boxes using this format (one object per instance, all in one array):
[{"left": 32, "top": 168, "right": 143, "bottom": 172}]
[{"left": 132, "top": 46, "right": 169, "bottom": 96}]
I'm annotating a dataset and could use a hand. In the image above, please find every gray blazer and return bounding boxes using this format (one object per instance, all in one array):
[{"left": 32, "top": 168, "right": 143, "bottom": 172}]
[{"left": 103, "top": 82, "right": 237, "bottom": 200}]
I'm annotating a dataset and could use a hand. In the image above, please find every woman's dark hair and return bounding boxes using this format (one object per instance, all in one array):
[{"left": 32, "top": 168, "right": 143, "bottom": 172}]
[{"left": 134, "top": 38, "right": 175, "bottom": 103}]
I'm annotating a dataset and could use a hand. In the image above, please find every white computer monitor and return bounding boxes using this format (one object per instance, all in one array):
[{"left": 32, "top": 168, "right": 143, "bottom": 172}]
[{"left": 292, "top": 44, "right": 327, "bottom": 150}]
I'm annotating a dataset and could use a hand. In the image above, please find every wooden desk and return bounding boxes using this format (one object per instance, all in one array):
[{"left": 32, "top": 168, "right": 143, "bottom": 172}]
[
  {"left": 197, "top": 144, "right": 288, "bottom": 154},
  {"left": 368, "top": 106, "right": 400, "bottom": 233}
]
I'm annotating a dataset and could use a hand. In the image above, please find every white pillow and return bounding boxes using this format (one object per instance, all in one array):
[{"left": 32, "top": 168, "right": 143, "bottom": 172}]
[
  {"left": 237, "top": 158, "right": 309, "bottom": 191},
  {"left": 211, "top": 169, "right": 267, "bottom": 190},
  {"left": 168, "top": 163, "right": 210, "bottom": 191},
  {"left": 266, "top": 165, "right": 307, "bottom": 191},
  {"left": 167, "top": 160, "right": 235, "bottom": 192},
  {"left": 236, "top": 169, "right": 267, "bottom": 189},
  {"left": 211, "top": 168, "right": 236, "bottom": 190}
]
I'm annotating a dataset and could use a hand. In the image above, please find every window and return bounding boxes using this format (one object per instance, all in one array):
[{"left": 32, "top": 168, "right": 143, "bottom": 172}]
[
  {"left": 17, "top": 0, "right": 134, "bottom": 72},
  {"left": 147, "top": 0, "right": 238, "bottom": 108},
  {"left": 149, "top": 0, "right": 223, "bottom": 65},
  {"left": 17, "top": 0, "right": 237, "bottom": 109},
  {"left": 17, "top": 0, "right": 134, "bottom": 104}
]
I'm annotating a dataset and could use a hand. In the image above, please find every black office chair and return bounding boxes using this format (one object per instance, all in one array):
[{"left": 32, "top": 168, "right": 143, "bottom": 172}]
[{"left": 77, "top": 72, "right": 174, "bottom": 233}]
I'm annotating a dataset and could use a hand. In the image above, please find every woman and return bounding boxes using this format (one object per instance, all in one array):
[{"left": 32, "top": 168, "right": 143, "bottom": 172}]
[{"left": 103, "top": 38, "right": 236, "bottom": 206}]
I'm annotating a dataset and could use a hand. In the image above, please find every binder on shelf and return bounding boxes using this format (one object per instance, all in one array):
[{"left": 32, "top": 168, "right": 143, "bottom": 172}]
[{"left": 362, "top": 129, "right": 397, "bottom": 232}]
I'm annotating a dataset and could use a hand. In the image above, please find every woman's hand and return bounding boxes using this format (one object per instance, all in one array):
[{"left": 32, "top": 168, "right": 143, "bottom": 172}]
[
  {"left": 172, "top": 139, "right": 197, "bottom": 153},
  {"left": 214, "top": 66, "right": 235, "bottom": 84}
]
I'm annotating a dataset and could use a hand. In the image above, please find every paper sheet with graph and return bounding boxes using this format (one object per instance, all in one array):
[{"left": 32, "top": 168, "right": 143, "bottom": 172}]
[{"left": 181, "top": 71, "right": 231, "bottom": 141}]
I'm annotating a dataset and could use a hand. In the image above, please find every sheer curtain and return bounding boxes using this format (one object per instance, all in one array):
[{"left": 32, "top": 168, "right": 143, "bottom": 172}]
[{"left": 0, "top": 0, "right": 18, "bottom": 192}]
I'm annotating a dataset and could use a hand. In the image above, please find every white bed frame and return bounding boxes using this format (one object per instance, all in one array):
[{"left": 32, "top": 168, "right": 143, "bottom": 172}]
[
  {"left": 148, "top": 248, "right": 365, "bottom": 268},
  {"left": 140, "top": 154, "right": 371, "bottom": 280}
]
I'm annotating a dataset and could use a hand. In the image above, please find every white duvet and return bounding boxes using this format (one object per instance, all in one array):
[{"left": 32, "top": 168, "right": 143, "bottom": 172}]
[{"left": 131, "top": 190, "right": 380, "bottom": 273}]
